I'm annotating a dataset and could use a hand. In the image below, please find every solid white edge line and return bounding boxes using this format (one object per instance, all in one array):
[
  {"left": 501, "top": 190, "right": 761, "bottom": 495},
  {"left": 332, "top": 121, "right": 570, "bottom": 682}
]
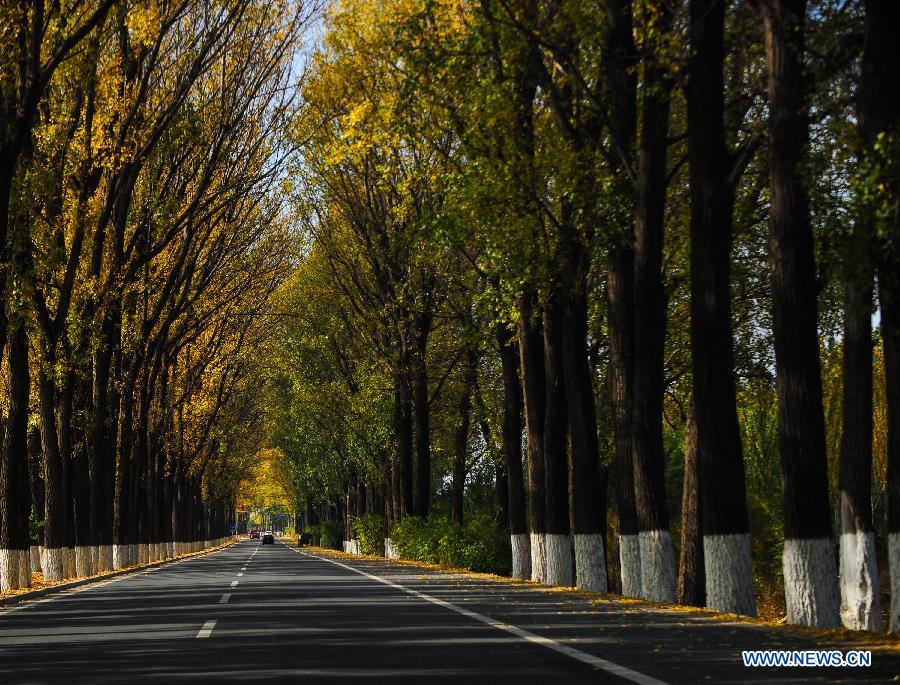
[
  {"left": 287, "top": 544, "right": 670, "bottom": 685},
  {"left": 196, "top": 619, "right": 217, "bottom": 638}
]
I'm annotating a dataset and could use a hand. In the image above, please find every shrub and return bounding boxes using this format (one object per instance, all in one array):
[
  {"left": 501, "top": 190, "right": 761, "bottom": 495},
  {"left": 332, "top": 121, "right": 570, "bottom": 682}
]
[
  {"left": 354, "top": 514, "right": 386, "bottom": 555},
  {"left": 390, "top": 513, "right": 503, "bottom": 574},
  {"left": 316, "top": 520, "right": 343, "bottom": 550}
]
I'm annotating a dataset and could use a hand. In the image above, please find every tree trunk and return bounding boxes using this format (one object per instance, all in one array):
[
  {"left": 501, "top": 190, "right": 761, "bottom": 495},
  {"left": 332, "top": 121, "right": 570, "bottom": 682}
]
[
  {"left": 451, "top": 349, "right": 476, "bottom": 526},
  {"left": 393, "top": 370, "right": 413, "bottom": 518},
  {"left": 561, "top": 244, "right": 607, "bottom": 592},
  {"left": 1, "top": 322, "right": 31, "bottom": 590},
  {"left": 603, "top": 0, "right": 640, "bottom": 599},
  {"left": 861, "top": 0, "right": 900, "bottom": 634},
  {"left": 687, "top": 0, "right": 755, "bottom": 617},
  {"left": 631, "top": 2, "right": 676, "bottom": 603},
  {"left": 761, "top": 0, "right": 839, "bottom": 627},
  {"left": 608, "top": 248, "right": 640, "bottom": 597},
  {"left": 39, "top": 368, "right": 66, "bottom": 582},
  {"left": 542, "top": 287, "right": 572, "bottom": 586},
  {"left": 412, "top": 314, "right": 432, "bottom": 518},
  {"left": 519, "top": 294, "right": 547, "bottom": 581},
  {"left": 497, "top": 325, "right": 530, "bottom": 579},
  {"left": 61, "top": 374, "right": 93, "bottom": 577},
  {"left": 839, "top": 253, "right": 877, "bottom": 631},
  {"left": 677, "top": 402, "right": 704, "bottom": 607}
]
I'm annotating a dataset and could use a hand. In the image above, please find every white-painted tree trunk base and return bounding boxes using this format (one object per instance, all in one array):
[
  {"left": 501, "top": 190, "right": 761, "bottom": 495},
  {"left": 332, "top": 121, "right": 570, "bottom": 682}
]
[
  {"left": 43, "top": 548, "right": 66, "bottom": 581},
  {"left": 112, "top": 545, "right": 128, "bottom": 570},
  {"left": 638, "top": 530, "right": 676, "bottom": 603},
  {"left": 839, "top": 530, "right": 880, "bottom": 632},
  {"left": 783, "top": 537, "right": 840, "bottom": 627},
  {"left": 384, "top": 538, "right": 399, "bottom": 559},
  {"left": 544, "top": 533, "right": 573, "bottom": 586},
  {"left": 31, "top": 546, "right": 42, "bottom": 575},
  {"left": 64, "top": 548, "right": 76, "bottom": 579},
  {"left": 98, "top": 545, "right": 113, "bottom": 572},
  {"left": 530, "top": 532, "right": 546, "bottom": 583},
  {"left": 573, "top": 533, "right": 607, "bottom": 592},
  {"left": 75, "top": 546, "right": 93, "bottom": 577},
  {"left": 888, "top": 533, "right": 900, "bottom": 633},
  {"left": 704, "top": 533, "right": 756, "bottom": 616},
  {"left": 510, "top": 534, "right": 531, "bottom": 580},
  {"left": 0, "top": 549, "right": 20, "bottom": 591},
  {"left": 618, "top": 534, "right": 641, "bottom": 598}
]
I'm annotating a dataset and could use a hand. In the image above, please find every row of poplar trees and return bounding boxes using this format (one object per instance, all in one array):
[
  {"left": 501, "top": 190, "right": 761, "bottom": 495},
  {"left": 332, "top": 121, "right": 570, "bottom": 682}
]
[
  {"left": 283, "top": 0, "right": 900, "bottom": 633},
  {"left": 0, "top": 0, "right": 308, "bottom": 590}
]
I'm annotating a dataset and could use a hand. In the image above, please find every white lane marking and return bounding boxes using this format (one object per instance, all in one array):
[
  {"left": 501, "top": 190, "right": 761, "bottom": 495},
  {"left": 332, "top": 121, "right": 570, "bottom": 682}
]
[
  {"left": 241, "top": 566, "right": 247, "bottom": 571},
  {"left": 219, "top": 594, "right": 231, "bottom": 605},
  {"left": 196, "top": 620, "right": 217, "bottom": 638},
  {"left": 295, "top": 548, "right": 670, "bottom": 685},
  {"left": 237, "top": 573, "right": 243, "bottom": 577},
  {"left": 230, "top": 581, "right": 238, "bottom": 588}
]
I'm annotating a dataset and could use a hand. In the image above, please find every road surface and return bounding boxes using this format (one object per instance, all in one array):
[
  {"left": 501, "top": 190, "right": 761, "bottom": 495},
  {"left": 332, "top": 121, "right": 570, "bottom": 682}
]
[{"left": 0, "top": 539, "right": 896, "bottom": 683}]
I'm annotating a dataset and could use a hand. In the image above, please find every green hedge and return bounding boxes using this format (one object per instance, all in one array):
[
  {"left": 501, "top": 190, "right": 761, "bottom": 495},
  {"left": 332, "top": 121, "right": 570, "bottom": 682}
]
[
  {"left": 354, "top": 514, "right": 387, "bottom": 555},
  {"left": 390, "top": 513, "right": 502, "bottom": 574},
  {"left": 305, "top": 521, "right": 343, "bottom": 550}
]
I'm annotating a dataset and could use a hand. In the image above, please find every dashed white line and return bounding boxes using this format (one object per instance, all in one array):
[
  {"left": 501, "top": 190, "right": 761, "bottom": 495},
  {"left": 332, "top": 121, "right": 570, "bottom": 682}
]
[
  {"left": 237, "top": 573, "right": 243, "bottom": 577},
  {"left": 196, "top": 620, "right": 217, "bottom": 638},
  {"left": 230, "top": 581, "right": 238, "bottom": 588},
  {"left": 219, "top": 593, "right": 231, "bottom": 604}
]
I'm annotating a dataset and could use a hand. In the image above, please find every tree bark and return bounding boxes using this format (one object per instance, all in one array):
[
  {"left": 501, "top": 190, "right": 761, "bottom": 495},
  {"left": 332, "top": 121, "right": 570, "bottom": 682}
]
[
  {"left": 393, "top": 370, "right": 414, "bottom": 518},
  {"left": 451, "top": 348, "right": 476, "bottom": 526},
  {"left": 497, "top": 325, "right": 529, "bottom": 579},
  {"left": 631, "top": 0, "right": 676, "bottom": 603},
  {"left": 861, "top": 0, "right": 900, "bottom": 634},
  {"left": 761, "top": 0, "right": 839, "bottom": 627},
  {"left": 39, "top": 367, "right": 66, "bottom": 581},
  {"left": 542, "top": 286, "right": 572, "bottom": 586},
  {"left": 1, "top": 322, "right": 31, "bottom": 590},
  {"left": 561, "top": 243, "right": 607, "bottom": 592},
  {"left": 677, "top": 402, "right": 704, "bottom": 607},
  {"left": 412, "top": 313, "right": 432, "bottom": 518},
  {"left": 603, "top": 0, "right": 640, "bottom": 599},
  {"left": 519, "top": 293, "right": 547, "bottom": 581},
  {"left": 687, "top": 0, "right": 755, "bottom": 617}
]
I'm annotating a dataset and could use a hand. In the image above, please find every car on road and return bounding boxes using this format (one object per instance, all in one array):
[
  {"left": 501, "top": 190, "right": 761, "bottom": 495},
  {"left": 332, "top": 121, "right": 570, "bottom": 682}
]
[
  {"left": 249, "top": 530, "right": 260, "bottom": 539},
  {"left": 262, "top": 531, "right": 274, "bottom": 545}
]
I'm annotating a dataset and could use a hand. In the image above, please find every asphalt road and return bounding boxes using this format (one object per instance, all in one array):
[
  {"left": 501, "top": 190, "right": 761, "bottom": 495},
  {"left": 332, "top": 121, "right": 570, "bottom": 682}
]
[{"left": 0, "top": 538, "right": 897, "bottom": 684}]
